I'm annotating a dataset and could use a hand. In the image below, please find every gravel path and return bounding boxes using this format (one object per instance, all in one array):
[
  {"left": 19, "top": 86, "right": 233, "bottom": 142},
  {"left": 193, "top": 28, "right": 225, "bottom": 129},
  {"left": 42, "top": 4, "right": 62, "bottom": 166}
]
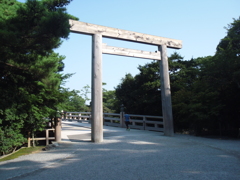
[{"left": 0, "top": 122, "right": 240, "bottom": 180}]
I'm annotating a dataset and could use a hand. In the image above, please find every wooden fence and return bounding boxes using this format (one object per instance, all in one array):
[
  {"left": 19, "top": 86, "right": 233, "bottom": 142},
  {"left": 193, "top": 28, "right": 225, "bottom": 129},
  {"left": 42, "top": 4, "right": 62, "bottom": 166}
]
[
  {"left": 62, "top": 112, "right": 163, "bottom": 132},
  {"left": 27, "top": 129, "right": 55, "bottom": 147}
]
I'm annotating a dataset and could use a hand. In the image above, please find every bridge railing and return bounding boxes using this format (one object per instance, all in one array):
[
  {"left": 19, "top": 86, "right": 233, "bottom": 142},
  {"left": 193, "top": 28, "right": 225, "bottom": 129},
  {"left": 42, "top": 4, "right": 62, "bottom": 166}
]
[
  {"left": 128, "top": 114, "right": 163, "bottom": 132},
  {"left": 62, "top": 112, "right": 91, "bottom": 123},
  {"left": 62, "top": 112, "right": 163, "bottom": 132},
  {"left": 103, "top": 113, "right": 121, "bottom": 127}
]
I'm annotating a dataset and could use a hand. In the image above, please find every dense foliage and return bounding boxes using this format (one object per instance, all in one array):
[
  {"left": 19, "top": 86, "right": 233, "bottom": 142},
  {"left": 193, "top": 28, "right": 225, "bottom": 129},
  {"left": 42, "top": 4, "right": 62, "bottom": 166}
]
[
  {"left": 115, "top": 62, "right": 161, "bottom": 115},
  {"left": 0, "top": 0, "right": 78, "bottom": 155},
  {"left": 103, "top": 90, "right": 117, "bottom": 113},
  {"left": 60, "top": 88, "right": 90, "bottom": 112},
  {"left": 114, "top": 17, "right": 240, "bottom": 137}
]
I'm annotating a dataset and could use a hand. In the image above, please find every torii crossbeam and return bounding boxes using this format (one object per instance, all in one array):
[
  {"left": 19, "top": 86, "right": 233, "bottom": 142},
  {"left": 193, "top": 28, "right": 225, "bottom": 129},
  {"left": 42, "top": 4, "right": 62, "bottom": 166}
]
[{"left": 69, "top": 20, "right": 182, "bottom": 142}]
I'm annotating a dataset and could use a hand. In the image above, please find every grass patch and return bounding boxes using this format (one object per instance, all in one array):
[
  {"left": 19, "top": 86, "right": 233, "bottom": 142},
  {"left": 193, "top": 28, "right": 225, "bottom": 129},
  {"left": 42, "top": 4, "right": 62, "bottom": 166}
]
[{"left": 0, "top": 146, "right": 45, "bottom": 162}]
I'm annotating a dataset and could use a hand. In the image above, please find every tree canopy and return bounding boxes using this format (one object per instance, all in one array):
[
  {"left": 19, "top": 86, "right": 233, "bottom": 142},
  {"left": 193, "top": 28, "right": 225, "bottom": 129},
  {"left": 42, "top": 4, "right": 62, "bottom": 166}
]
[
  {"left": 0, "top": 0, "right": 78, "bottom": 155},
  {"left": 114, "top": 17, "right": 240, "bottom": 137}
]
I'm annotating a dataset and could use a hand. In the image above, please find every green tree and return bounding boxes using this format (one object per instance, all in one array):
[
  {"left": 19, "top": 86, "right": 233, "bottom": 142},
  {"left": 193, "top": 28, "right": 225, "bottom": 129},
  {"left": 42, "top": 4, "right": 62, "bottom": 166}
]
[
  {"left": 103, "top": 83, "right": 117, "bottom": 113},
  {"left": 60, "top": 89, "right": 89, "bottom": 112},
  {"left": 202, "top": 17, "right": 240, "bottom": 136},
  {"left": 171, "top": 16, "right": 240, "bottom": 136},
  {"left": 80, "top": 85, "right": 91, "bottom": 104},
  {"left": 170, "top": 55, "right": 222, "bottom": 134},
  {"left": 114, "top": 17, "right": 240, "bottom": 137},
  {"left": 115, "top": 61, "right": 162, "bottom": 115},
  {"left": 0, "top": 0, "right": 77, "bottom": 155}
]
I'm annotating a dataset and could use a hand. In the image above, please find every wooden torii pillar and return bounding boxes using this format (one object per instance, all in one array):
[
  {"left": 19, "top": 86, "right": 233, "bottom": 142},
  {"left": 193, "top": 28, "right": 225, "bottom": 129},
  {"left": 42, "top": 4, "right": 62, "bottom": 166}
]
[{"left": 69, "top": 20, "right": 182, "bottom": 142}]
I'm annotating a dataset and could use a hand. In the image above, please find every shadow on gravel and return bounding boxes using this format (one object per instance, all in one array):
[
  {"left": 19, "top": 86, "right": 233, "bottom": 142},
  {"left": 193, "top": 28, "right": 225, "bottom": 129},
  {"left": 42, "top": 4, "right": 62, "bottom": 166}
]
[
  {"left": 2, "top": 134, "right": 240, "bottom": 180},
  {"left": 67, "top": 131, "right": 126, "bottom": 142},
  {"left": 1, "top": 124, "right": 240, "bottom": 180}
]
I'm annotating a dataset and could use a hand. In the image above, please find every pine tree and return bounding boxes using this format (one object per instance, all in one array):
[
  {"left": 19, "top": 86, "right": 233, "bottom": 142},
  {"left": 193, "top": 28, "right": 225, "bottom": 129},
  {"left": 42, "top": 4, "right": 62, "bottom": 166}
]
[{"left": 0, "top": 0, "right": 78, "bottom": 155}]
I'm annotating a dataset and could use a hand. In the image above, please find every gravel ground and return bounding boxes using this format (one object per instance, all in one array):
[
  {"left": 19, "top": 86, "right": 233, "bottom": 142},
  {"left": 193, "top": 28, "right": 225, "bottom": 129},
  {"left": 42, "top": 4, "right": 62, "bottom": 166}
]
[{"left": 0, "top": 122, "right": 240, "bottom": 180}]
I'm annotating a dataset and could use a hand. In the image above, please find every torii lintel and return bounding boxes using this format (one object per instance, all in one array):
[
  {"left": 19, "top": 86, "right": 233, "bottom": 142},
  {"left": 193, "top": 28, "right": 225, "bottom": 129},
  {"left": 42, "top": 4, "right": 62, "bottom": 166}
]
[{"left": 69, "top": 20, "right": 182, "bottom": 49}]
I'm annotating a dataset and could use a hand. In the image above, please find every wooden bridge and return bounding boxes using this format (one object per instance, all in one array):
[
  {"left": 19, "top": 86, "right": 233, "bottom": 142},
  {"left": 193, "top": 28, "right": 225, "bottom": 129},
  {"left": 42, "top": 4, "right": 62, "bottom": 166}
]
[{"left": 62, "top": 112, "right": 164, "bottom": 132}]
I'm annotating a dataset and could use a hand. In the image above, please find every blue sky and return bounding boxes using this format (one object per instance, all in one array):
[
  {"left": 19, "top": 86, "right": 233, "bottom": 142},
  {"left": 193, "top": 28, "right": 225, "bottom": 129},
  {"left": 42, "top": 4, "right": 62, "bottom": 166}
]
[{"left": 18, "top": 0, "right": 239, "bottom": 96}]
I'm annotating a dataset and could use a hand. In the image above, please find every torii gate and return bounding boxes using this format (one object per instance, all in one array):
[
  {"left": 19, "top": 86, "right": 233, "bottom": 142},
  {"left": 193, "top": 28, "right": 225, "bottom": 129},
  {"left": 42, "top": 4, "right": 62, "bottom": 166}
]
[{"left": 69, "top": 20, "right": 182, "bottom": 142}]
